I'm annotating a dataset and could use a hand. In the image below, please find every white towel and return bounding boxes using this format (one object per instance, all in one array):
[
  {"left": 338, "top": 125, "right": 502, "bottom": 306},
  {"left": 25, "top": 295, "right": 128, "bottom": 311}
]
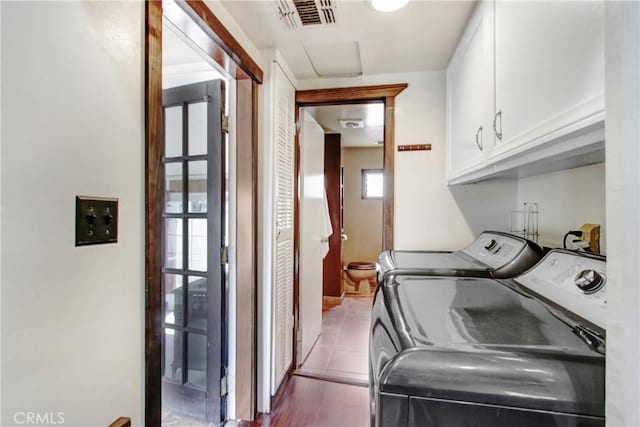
[{"left": 320, "top": 188, "right": 333, "bottom": 258}]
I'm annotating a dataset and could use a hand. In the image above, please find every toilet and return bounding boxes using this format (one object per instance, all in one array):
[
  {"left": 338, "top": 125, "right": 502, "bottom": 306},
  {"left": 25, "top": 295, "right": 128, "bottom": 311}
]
[{"left": 344, "top": 262, "right": 377, "bottom": 295}]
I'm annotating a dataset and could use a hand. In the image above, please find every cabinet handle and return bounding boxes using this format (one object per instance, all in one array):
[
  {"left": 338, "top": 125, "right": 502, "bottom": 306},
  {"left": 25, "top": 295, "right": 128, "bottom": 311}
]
[
  {"left": 493, "top": 110, "right": 503, "bottom": 140},
  {"left": 475, "top": 126, "right": 483, "bottom": 151}
]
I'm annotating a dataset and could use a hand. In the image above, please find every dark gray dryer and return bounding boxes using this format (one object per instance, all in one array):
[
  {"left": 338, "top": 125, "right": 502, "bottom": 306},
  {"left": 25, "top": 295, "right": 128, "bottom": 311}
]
[
  {"left": 377, "top": 231, "right": 543, "bottom": 283},
  {"left": 369, "top": 249, "right": 606, "bottom": 427}
]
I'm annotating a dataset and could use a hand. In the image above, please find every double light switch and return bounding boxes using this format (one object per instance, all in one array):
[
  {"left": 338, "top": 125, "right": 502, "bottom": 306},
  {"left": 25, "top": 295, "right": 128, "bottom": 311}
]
[{"left": 75, "top": 196, "right": 118, "bottom": 246}]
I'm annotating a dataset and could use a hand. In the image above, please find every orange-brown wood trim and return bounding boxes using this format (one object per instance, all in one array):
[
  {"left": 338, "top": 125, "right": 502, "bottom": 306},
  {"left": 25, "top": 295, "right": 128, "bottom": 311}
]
[
  {"left": 296, "top": 83, "right": 407, "bottom": 104},
  {"left": 383, "top": 96, "right": 395, "bottom": 250},
  {"left": 109, "top": 417, "right": 132, "bottom": 427},
  {"left": 398, "top": 143, "right": 432, "bottom": 151},
  {"left": 144, "top": 1, "right": 163, "bottom": 426},
  {"left": 184, "top": 0, "right": 263, "bottom": 83}
]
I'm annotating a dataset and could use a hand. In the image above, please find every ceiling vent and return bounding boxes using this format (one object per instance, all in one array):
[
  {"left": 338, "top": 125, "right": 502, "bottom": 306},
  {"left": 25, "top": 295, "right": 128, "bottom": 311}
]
[{"left": 276, "top": 0, "right": 339, "bottom": 29}]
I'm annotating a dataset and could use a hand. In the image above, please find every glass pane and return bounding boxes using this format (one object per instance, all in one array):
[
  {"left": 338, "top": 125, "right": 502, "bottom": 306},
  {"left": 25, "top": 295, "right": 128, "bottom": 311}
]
[
  {"left": 164, "top": 274, "right": 183, "bottom": 325},
  {"left": 365, "top": 171, "right": 384, "bottom": 198},
  {"left": 165, "top": 106, "right": 183, "bottom": 158},
  {"left": 163, "top": 328, "right": 182, "bottom": 382},
  {"left": 164, "top": 218, "right": 183, "bottom": 269},
  {"left": 165, "top": 162, "right": 183, "bottom": 213},
  {"left": 188, "top": 219, "right": 207, "bottom": 272},
  {"left": 188, "top": 102, "right": 207, "bottom": 156},
  {"left": 187, "top": 333, "right": 207, "bottom": 388},
  {"left": 187, "top": 276, "right": 207, "bottom": 331},
  {"left": 188, "top": 161, "right": 207, "bottom": 213}
]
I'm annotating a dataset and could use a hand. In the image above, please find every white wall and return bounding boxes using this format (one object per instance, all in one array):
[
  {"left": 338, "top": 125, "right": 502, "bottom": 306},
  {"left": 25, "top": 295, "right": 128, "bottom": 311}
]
[
  {"left": 449, "top": 179, "right": 518, "bottom": 238},
  {"left": 605, "top": 1, "right": 640, "bottom": 425},
  {"left": 298, "top": 72, "right": 517, "bottom": 251},
  {"left": 517, "top": 163, "right": 606, "bottom": 250},
  {"left": 343, "top": 147, "right": 383, "bottom": 264},
  {"left": 1, "top": 2, "right": 143, "bottom": 426}
]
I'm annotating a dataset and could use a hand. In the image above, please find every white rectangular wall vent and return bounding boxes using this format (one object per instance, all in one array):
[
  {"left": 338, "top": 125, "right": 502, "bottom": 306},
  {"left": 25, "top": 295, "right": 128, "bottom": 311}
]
[{"left": 276, "top": 0, "right": 339, "bottom": 29}]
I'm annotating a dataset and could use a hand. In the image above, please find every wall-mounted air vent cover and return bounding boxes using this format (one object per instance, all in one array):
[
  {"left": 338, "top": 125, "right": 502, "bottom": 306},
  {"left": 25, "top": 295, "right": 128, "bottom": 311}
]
[{"left": 275, "top": 0, "right": 339, "bottom": 29}]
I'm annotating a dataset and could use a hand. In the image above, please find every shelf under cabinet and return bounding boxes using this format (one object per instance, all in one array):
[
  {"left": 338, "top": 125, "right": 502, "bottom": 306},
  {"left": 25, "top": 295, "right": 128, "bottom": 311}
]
[{"left": 448, "top": 120, "right": 605, "bottom": 185}]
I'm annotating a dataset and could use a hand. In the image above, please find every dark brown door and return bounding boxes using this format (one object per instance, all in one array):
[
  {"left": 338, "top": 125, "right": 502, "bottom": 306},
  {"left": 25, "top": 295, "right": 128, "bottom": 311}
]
[
  {"left": 161, "top": 80, "right": 227, "bottom": 423},
  {"left": 323, "top": 133, "right": 343, "bottom": 298}
]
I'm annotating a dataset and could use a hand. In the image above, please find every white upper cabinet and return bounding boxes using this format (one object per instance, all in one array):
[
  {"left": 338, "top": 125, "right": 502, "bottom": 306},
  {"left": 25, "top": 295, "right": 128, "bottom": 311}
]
[
  {"left": 492, "top": 0, "right": 605, "bottom": 159},
  {"left": 446, "top": 0, "right": 605, "bottom": 184},
  {"left": 447, "top": 1, "right": 494, "bottom": 177}
]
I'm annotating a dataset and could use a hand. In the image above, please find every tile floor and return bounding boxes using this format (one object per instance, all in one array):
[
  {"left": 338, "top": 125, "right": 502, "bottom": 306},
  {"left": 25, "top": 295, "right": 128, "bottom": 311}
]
[
  {"left": 239, "top": 375, "right": 370, "bottom": 427},
  {"left": 296, "top": 295, "right": 373, "bottom": 386}
]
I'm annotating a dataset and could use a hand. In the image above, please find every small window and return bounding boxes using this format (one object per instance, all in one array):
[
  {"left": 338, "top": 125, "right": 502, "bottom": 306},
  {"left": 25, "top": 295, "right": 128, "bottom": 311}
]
[{"left": 362, "top": 169, "right": 384, "bottom": 199}]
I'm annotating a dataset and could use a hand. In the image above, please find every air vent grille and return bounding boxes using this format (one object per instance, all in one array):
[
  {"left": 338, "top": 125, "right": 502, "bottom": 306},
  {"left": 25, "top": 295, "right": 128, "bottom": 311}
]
[
  {"left": 276, "top": 0, "right": 339, "bottom": 29},
  {"left": 295, "top": 0, "right": 321, "bottom": 25}
]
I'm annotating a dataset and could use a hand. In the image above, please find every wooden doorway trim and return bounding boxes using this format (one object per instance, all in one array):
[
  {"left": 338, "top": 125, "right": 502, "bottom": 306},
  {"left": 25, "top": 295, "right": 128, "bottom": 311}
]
[
  {"left": 145, "top": 1, "right": 263, "bottom": 424},
  {"left": 291, "top": 83, "right": 407, "bottom": 368}
]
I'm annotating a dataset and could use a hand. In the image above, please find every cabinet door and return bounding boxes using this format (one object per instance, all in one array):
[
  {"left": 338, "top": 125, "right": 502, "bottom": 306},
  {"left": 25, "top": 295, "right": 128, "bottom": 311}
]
[
  {"left": 493, "top": 0, "right": 604, "bottom": 158},
  {"left": 447, "top": 1, "right": 493, "bottom": 178}
]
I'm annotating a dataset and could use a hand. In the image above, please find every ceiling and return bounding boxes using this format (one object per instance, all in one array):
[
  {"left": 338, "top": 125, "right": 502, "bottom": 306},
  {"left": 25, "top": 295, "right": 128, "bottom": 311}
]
[
  {"left": 162, "top": 23, "right": 225, "bottom": 88},
  {"left": 304, "top": 103, "right": 384, "bottom": 147},
  {"left": 163, "top": 23, "right": 207, "bottom": 67},
  {"left": 220, "top": 0, "right": 476, "bottom": 79}
]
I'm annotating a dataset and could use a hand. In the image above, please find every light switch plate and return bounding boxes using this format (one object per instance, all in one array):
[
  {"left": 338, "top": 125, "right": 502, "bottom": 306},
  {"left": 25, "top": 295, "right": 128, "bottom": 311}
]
[{"left": 75, "top": 196, "right": 118, "bottom": 246}]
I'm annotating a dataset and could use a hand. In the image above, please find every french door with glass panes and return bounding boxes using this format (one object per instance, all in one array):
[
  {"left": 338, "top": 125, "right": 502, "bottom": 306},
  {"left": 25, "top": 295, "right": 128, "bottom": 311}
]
[{"left": 162, "top": 80, "right": 227, "bottom": 423}]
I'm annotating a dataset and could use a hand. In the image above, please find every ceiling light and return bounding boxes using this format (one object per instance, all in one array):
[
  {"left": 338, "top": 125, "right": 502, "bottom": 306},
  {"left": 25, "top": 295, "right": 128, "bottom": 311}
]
[
  {"left": 339, "top": 119, "right": 364, "bottom": 129},
  {"left": 371, "top": 0, "right": 409, "bottom": 12}
]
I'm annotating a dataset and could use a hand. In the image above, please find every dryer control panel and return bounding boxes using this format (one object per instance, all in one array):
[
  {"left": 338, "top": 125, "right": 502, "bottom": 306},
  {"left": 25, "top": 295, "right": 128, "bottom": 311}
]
[
  {"left": 514, "top": 250, "right": 606, "bottom": 329},
  {"left": 461, "top": 232, "right": 526, "bottom": 269}
]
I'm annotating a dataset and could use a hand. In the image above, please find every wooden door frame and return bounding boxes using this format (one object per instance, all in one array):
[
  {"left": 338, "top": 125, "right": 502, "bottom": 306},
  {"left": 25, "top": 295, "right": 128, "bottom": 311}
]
[
  {"left": 292, "top": 84, "right": 407, "bottom": 369},
  {"left": 145, "top": 1, "right": 262, "bottom": 424}
]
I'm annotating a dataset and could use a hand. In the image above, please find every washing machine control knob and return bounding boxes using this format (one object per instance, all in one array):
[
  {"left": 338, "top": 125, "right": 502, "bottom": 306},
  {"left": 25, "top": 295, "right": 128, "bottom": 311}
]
[
  {"left": 575, "top": 269, "right": 606, "bottom": 294},
  {"left": 484, "top": 239, "right": 497, "bottom": 251}
]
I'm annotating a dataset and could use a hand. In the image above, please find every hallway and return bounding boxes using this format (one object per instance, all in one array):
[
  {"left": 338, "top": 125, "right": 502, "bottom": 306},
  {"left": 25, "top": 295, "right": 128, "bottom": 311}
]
[
  {"left": 240, "top": 376, "right": 369, "bottom": 427},
  {"left": 237, "top": 295, "right": 373, "bottom": 426},
  {"left": 297, "top": 295, "right": 373, "bottom": 386}
]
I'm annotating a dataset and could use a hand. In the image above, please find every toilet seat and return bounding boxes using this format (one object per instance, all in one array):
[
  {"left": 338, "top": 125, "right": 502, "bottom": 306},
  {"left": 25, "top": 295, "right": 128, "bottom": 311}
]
[{"left": 347, "top": 262, "right": 376, "bottom": 270}]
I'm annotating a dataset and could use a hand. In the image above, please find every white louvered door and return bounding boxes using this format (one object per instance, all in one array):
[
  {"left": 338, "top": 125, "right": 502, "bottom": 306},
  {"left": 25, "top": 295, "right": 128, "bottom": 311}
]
[{"left": 271, "top": 65, "right": 295, "bottom": 394}]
